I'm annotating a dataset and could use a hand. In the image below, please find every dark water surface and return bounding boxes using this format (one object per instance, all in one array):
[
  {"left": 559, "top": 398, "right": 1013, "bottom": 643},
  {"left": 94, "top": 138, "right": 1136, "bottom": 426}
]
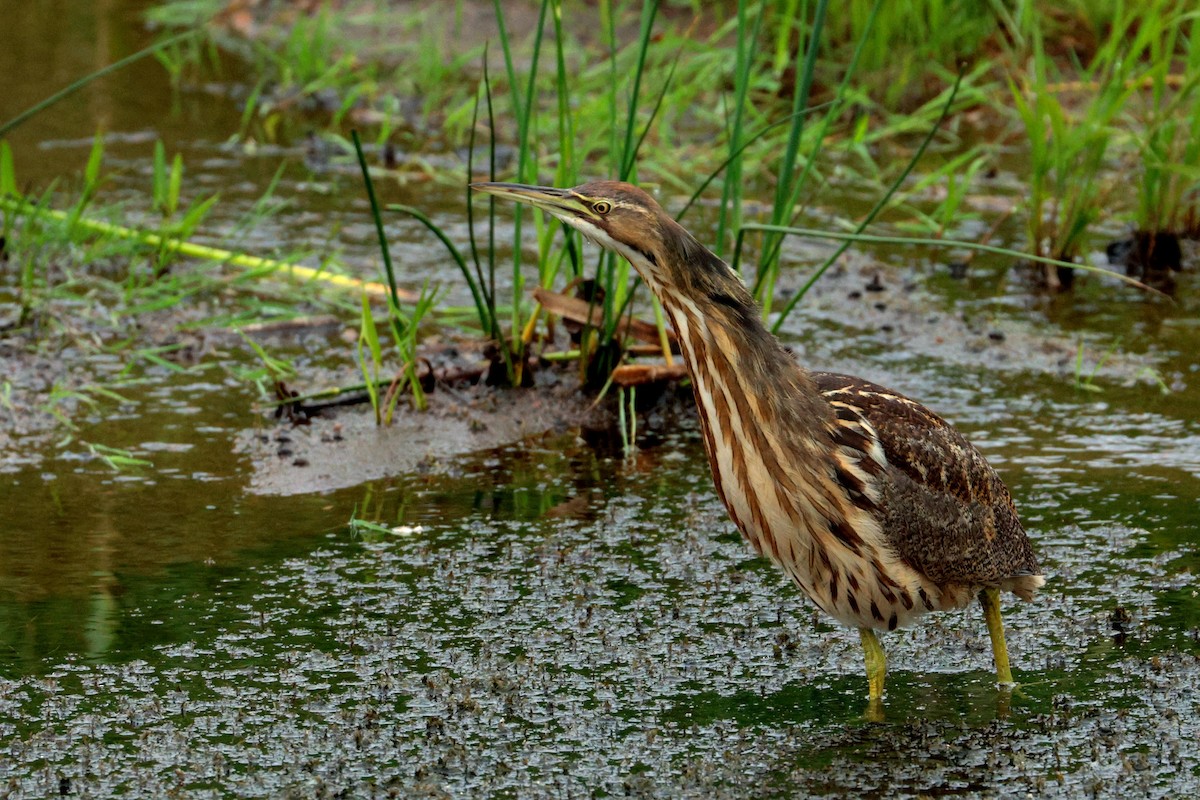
[{"left": 2, "top": 2, "right": 1199, "bottom": 797}]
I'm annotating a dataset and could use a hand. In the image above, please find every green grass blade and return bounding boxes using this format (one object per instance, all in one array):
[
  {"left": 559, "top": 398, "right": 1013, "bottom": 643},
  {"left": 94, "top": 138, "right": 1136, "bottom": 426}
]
[
  {"left": 152, "top": 140, "right": 167, "bottom": 211},
  {"left": 619, "top": 0, "right": 660, "bottom": 181},
  {"left": 550, "top": 0, "right": 576, "bottom": 188},
  {"left": 770, "top": 0, "right": 827, "bottom": 218},
  {"left": 715, "top": 0, "right": 763, "bottom": 259},
  {"left": 168, "top": 153, "right": 184, "bottom": 217},
  {"left": 350, "top": 129, "right": 401, "bottom": 333},
  {"left": 0, "top": 141, "right": 15, "bottom": 197},
  {"left": 84, "top": 132, "right": 104, "bottom": 188},
  {"left": 389, "top": 202, "right": 490, "bottom": 334},
  {"left": 739, "top": 224, "right": 1169, "bottom": 297},
  {"left": 465, "top": 64, "right": 498, "bottom": 338}
]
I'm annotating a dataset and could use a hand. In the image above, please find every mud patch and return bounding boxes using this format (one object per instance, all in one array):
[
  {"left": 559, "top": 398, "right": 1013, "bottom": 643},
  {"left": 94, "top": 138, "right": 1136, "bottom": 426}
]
[
  {"left": 236, "top": 377, "right": 611, "bottom": 495},
  {"left": 789, "top": 247, "right": 1180, "bottom": 388}
]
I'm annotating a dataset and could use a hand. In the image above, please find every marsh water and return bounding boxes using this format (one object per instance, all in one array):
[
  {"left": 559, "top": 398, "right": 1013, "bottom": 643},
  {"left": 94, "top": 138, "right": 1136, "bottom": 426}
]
[{"left": 2, "top": 2, "right": 1199, "bottom": 797}]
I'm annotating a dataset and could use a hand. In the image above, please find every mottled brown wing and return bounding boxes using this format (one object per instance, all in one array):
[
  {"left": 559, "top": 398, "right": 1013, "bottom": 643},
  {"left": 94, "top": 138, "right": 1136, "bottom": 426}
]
[{"left": 811, "top": 371, "right": 1041, "bottom": 590}]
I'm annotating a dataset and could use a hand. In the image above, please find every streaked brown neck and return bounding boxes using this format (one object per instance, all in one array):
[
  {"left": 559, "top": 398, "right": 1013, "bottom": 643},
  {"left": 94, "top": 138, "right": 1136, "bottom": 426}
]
[
  {"left": 638, "top": 221, "right": 845, "bottom": 571},
  {"left": 645, "top": 217, "right": 834, "bottom": 441}
]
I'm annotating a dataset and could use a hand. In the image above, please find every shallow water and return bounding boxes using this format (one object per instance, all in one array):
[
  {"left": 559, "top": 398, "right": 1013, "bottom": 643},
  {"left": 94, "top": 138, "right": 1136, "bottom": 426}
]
[
  {"left": 2, "top": 384, "right": 1198, "bottom": 796},
  {"left": 2, "top": 1, "right": 1199, "bottom": 797}
]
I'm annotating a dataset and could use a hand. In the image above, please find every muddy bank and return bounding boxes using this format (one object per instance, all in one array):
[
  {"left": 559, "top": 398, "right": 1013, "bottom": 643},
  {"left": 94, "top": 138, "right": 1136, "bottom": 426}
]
[{"left": 236, "top": 376, "right": 615, "bottom": 495}]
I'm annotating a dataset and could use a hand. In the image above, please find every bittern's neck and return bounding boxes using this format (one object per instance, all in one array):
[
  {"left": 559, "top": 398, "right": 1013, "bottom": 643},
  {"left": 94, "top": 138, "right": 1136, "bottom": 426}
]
[
  {"left": 603, "top": 218, "right": 831, "bottom": 436},
  {"left": 643, "top": 243, "right": 831, "bottom": 438}
]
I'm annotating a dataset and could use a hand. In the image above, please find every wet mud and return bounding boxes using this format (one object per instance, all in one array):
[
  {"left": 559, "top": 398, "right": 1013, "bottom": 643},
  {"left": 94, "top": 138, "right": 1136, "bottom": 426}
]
[{"left": 238, "top": 377, "right": 609, "bottom": 495}]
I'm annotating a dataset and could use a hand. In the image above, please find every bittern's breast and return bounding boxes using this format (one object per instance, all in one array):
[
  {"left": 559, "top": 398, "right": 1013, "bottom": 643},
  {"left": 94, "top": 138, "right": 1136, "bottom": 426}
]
[{"left": 663, "top": 297, "right": 949, "bottom": 632}]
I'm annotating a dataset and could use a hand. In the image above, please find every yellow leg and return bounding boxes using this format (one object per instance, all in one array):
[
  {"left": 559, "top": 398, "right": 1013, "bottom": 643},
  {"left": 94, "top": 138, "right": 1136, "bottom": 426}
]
[
  {"left": 979, "top": 587, "right": 1014, "bottom": 686},
  {"left": 859, "top": 627, "right": 887, "bottom": 700}
]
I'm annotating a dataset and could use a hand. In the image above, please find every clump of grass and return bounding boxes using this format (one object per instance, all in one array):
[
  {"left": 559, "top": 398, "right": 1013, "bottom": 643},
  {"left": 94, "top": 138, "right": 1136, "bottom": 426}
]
[
  {"left": 1131, "top": 12, "right": 1200, "bottom": 241},
  {"left": 820, "top": 0, "right": 996, "bottom": 109},
  {"left": 1008, "top": 71, "right": 1103, "bottom": 286},
  {"left": 1005, "top": 2, "right": 1177, "bottom": 289},
  {"left": 397, "top": 0, "right": 677, "bottom": 389},
  {"left": 1136, "top": 100, "right": 1200, "bottom": 240},
  {"left": 394, "top": 0, "right": 1011, "bottom": 384},
  {"left": 351, "top": 130, "right": 437, "bottom": 418},
  {"left": 148, "top": 140, "right": 220, "bottom": 274}
]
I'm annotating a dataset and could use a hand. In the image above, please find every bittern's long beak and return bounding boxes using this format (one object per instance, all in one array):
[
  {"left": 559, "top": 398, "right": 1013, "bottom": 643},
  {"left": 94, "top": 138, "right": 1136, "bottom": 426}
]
[{"left": 470, "top": 182, "right": 595, "bottom": 222}]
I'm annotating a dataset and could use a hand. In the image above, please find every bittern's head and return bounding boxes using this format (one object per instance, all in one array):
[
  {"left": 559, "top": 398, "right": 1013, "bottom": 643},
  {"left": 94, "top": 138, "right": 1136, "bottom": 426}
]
[{"left": 471, "top": 180, "right": 739, "bottom": 297}]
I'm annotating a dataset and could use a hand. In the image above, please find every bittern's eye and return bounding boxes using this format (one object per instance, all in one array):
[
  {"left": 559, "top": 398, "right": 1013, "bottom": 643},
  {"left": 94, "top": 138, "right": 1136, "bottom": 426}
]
[{"left": 592, "top": 200, "right": 612, "bottom": 215}]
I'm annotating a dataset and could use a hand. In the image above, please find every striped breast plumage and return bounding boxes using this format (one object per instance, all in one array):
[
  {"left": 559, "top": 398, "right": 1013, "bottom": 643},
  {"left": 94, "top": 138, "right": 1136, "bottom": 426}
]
[{"left": 682, "top": 352, "right": 1044, "bottom": 631}]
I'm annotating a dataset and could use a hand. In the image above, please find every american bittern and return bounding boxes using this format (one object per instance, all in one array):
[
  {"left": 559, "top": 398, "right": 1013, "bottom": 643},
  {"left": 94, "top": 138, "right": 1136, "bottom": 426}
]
[{"left": 473, "top": 180, "right": 1044, "bottom": 702}]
